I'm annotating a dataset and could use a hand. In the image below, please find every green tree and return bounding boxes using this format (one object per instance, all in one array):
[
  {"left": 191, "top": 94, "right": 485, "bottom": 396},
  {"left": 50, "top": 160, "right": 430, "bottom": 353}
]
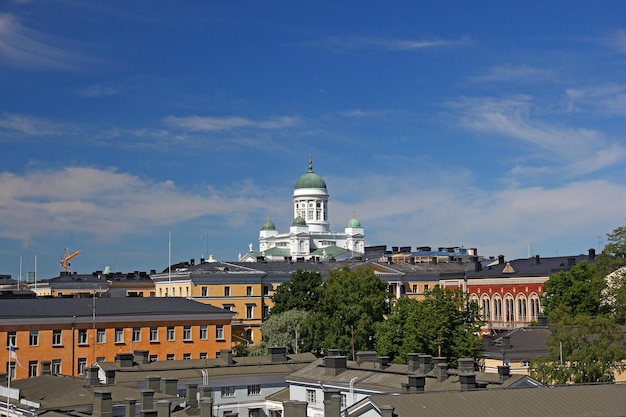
[
  {"left": 542, "top": 261, "right": 608, "bottom": 317},
  {"left": 261, "top": 309, "right": 308, "bottom": 353},
  {"left": 300, "top": 266, "right": 392, "bottom": 358},
  {"left": 270, "top": 269, "right": 322, "bottom": 315},
  {"left": 376, "top": 286, "right": 482, "bottom": 365},
  {"left": 531, "top": 305, "right": 625, "bottom": 384}
]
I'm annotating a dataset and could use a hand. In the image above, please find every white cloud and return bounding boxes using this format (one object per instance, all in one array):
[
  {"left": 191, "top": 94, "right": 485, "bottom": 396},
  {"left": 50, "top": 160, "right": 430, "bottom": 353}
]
[
  {"left": 0, "top": 13, "right": 84, "bottom": 70},
  {"left": 0, "top": 167, "right": 275, "bottom": 246},
  {"left": 307, "top": 34, "right": 469, "bottom": 53},
  {"left": 564, "top": 84, "right": 626, "bottom": 115},
  {"left": 0, "top": 113, "right": 62, "bottom": 136},
  {"left": 608, "top": 29, "right": 626, "bottom": 54},
  {"left": 164, "top": 115, "right": 300, "bottom": 132},
  {"left": 469, "top": 64, "right": 556, "bottom": 83}
]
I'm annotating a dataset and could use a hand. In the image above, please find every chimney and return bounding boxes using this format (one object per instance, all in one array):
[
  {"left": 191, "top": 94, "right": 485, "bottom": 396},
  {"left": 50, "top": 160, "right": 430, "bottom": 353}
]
[
  {"left": 407, "top": 353, "right": 420, "bottom": 372},
  {"left": 146, "top": 376, "right": 161, "bottom": 393},
  {"left": 473, "top": 257, "right": 482, "bottom": 272},
  {"left": 219, "top": 349, "right": 233, "bottom": 366},
  {"left": 283, "top": 400, "right": 308, "bottom": 417},
  {"left": 324, "top": 356, "right": 347, "bottom": 376},
  {"left": 498, "top": 255, "right": 505, "bottom": 265},
  {"left": 379, "top": 356, "right": 390, "bottom": 368},
  {"left": 156, "top": 400, "right": 171, "bottom": 417},
  {"left": 457, "top": 358, "right": 474, "bottom": 373},
  {"left": 141, "top": 390, "right": 155, "bottom": 412},
  {"left": 419, "top": 355, "right": 433, "bottom": 373},
  {"left": 434, "top": 362, "right": 448, "bottom": 382},
  {"left": 134, "top": 350, "right": 150, "bottom": 365},
  {"left": 535, "top": 255, "right": 540, "bottom": 264},
  {"left": 405, "top": 375, "right": 426, "bottom": 393},
  {"left": 498, "top": 365, "right": 511, "bottom": 382},
  {"left": 459, "top": 373, "right": 477, "bottom": 391},
  {"left": 87, "top": 366, "right": 100, "bottom": 386},
  {"left": 93, "top": 390, "right": 113, "bottom": 417},
  {"left": 200, "top": 397, "right": 213, "bottom": 417},
  {"left": 190, "top": 258, "right": 195, "bottom": 266},
  {"left": 380, "top": 405, "right": 395, "bottom": 417},
  {"left": 356, "top": 351, "right": 377, "bottom": 366},
  {"left": 589, "top": 248, "right": 596, "bottom": 260},
  {"left": 323, "top": 389, "right": 341, "bottom": 417},
  {"left": 199, "top": 385, "right": 212, "bottom": 400},
  {"left": 268, "top": 346, "right": 287, "bottom": 363},
  {"left": 538, "top": 315, "right": 548, "bottom": 326},
  {"left": 163, "top": 378, "right": 178, "bottom": 396},
  {"left": 116, "top": 353, "right": 135, "bottom": 368},
  {"left": 125, "top": 399, "right": 136, "bottom": 417},
  {"left": 482, "top": 334, "right": 493, "bottom": 349},
  {"left": 105, "top": 369, "right": 116, "bottom": 385},
  {"left": 327, "top": 349, "right": 340, "bottom": 357},
  {"left": 186, "top": 384, "right": 198, "bottom": 409}
]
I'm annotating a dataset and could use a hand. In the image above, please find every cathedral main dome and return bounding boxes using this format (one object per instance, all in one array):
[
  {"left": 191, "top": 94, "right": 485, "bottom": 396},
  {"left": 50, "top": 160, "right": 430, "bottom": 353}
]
[{"left": 294, "top": 159, "right": 327, "bottom": 190}]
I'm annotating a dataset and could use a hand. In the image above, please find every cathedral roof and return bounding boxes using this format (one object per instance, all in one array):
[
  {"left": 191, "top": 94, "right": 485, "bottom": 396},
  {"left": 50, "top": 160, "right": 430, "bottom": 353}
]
[
  {"left": 347, "top": 212, "right": 362, "bottom": 228},
  {"left": 261, "top": 215, "right": 276, "bottom": 230},
  {"left": 292, "top": 216, "right": 307, "bottom": 226},
  {"left": 294, "top": 157, "right": 327, "bottom": 190}
]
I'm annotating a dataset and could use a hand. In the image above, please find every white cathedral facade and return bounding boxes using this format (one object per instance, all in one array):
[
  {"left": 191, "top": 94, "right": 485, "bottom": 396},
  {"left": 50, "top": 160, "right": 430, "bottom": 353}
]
[{"left": 239, "top": 159, "right": 365, "bottom": 262}]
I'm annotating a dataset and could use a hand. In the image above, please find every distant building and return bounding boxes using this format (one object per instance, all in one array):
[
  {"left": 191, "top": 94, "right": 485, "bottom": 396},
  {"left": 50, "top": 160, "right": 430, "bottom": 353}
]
[
  {"left": 0, "top": 297, "right": 234, "bottom": 380},
  {"left": 29, "top": 270, "right": 155, "bottom": 298},
  {"left": 240, "top": 157, "right": 365, "bottom": 262}
]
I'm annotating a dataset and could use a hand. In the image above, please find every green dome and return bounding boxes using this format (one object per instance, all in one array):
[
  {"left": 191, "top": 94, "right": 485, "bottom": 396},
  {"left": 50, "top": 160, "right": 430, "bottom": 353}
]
[
  {"left": 294, "top": 158, "right": 327, "bottom": 189},
  {"left": 292, "top": 216, "right": 307, "bottom": 226},
  {"left": 261, "top": 215, "right": 276, "bottom": 230},
  {"left": 347, "top": 216, "right": 362, "bottom": 228}
]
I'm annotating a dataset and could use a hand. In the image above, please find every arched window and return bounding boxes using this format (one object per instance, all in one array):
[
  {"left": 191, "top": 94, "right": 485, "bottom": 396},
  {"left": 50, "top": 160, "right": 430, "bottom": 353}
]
[
  {"left": 505, "top": 295, "right": 514, "bottom": 322},
  {"left": 481, "top": 295, "right": 491, "bottom": 321},
  {"left": 517, "top": 296, "right": 528, "bottom": 322},
  {"left": 493, "top": 295, "right": 502, "bottom": 321},
  {"left": 530, "top": 294, "right": 541, "bottom": 321}
]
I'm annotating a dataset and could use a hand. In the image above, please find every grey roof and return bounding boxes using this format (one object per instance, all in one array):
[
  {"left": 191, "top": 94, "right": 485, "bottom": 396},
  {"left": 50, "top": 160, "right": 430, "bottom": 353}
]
[
  {"left": 465, "top": 253, "right": 597, "bottom": 279},
  {"left": 481, "top": 327, "right": 551, "bottom": 361},
  {"left": 0, "top": 297, "right": 232, "bottom": 319},
  {"left": 357, "top": 383, "right": 626, "bottom": 417}
]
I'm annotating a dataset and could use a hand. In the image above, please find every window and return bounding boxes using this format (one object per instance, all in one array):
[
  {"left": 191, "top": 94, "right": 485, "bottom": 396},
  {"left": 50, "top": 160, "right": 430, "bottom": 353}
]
[
  {"left": 199, "top": 352, "right": 207, "bottom": 359},
  {"left": 224, "top": 286, "right": 231, "bottom": 297},
  {"left": 115, "top": 328, "right": 124, "bottom": 344},
  {"left": 222, "top": 304, "right": 233, "bottom": 311},
  {"left": 246, "top": 286, "right": 253, "bottom": 296},
  {"left": 29, "top": 330, "right": 39, "bottom": 346},
  {"left": 167, "top": 327, "right": 175, "bottom": 341},
  {"left": 221, "top": 386, "right": 235, "bottom": 398},
  {"left": 306, "top": 389, "right": 317, "bottom": 403},
  {"left": 200, "top": 325, "right": 208, "bottom": 340},
  {"left": 7, "top": 362, "right": 16, "bottom": 379},
  {"left": 51, "top": 359, "right": 61, "bottom": 375},
  {"left": 132, "top": 327, "right": 141, "bottom": 342},
  {"left": 52, "top": 330, "right": 62, "bottom": 346},
  {"left": 201, "top": 286, "right": 208, "bottom": 297},
  {"left": 183, "top": 353, "right": 191, "bottom": 360},
  {"left": 183, "top": 326, "right": 192, "bottom": 341},
  {"left": 262, "top": 305, "right": 269, "bottom": 320},
  {"left": 412, "top": 284, "right": 418, "bottom": 293},
  {"left": 28, "top": 361, "right": 38, "bottom": 378},
  {"left": 166, "top": 354, "right": 175, "bottom": 361},
  {"left": 216, "top": 325, "right": 224, "bottom": 340},
  {"left": 150, "top": 327, "right": 159, "bottom": 342},
  {"left": 263, "top": 285, "right": 270, "bottom": 296},
  {"left": 246, "top": 304, "right": 254, "bottom": 319},
  {"left": 97, "top": 329, "right": 106, "bottom": 344},
  {"left": 77, "top": 358, "right": 87, "bottom": 375},
  {"left": 7, "top": 331, "right": 16, "bottom": 347},
  {"left": 424, "top": 284, "right": 430, "bottom": 292},
  {"left": 247, "top": 385, "right": 260, "bottom": 396},
  {"left": 78, "top": 329, "right": 88, "bottom": 345}
]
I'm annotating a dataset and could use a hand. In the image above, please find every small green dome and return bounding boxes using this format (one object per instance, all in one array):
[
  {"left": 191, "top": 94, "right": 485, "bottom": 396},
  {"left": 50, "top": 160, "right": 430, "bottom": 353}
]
[
  {"left": 292, "top": 216, "right": 307, "bottom": 226},
  {"left": 294, "top": 157, "right": 327, "bottom": 189},
  {"left": 347, "top": 212, "right": 362, "bottom": 228},
  {"left": 347, "top": 217, "right": 362, "bottom": 228},
  {"left": 261, "top": 215, "right": 276, "bottom": 230}
]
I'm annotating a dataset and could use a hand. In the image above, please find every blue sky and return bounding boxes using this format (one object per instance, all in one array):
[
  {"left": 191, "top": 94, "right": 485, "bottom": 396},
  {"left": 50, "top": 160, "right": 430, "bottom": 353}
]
[{"left": 1, "top": 1, "right": 625, "bottom": 280}]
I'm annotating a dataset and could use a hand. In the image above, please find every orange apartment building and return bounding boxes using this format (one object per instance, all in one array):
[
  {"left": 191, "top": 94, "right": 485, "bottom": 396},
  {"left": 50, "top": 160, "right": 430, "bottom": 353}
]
[{"left": 1, "top": 297, "right": 234, "bottom": 381}]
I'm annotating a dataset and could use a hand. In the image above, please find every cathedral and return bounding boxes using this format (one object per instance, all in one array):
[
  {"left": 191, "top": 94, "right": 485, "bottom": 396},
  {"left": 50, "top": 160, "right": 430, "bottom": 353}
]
[{"left": 239, "top": 158, "right": 365, "bottom": 262}]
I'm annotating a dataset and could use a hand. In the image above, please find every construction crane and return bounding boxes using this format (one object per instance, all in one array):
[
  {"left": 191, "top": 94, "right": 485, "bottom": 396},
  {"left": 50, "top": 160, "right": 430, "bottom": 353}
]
[{"left": 60, "top": 247, "right": 81, "bottom": 272}]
